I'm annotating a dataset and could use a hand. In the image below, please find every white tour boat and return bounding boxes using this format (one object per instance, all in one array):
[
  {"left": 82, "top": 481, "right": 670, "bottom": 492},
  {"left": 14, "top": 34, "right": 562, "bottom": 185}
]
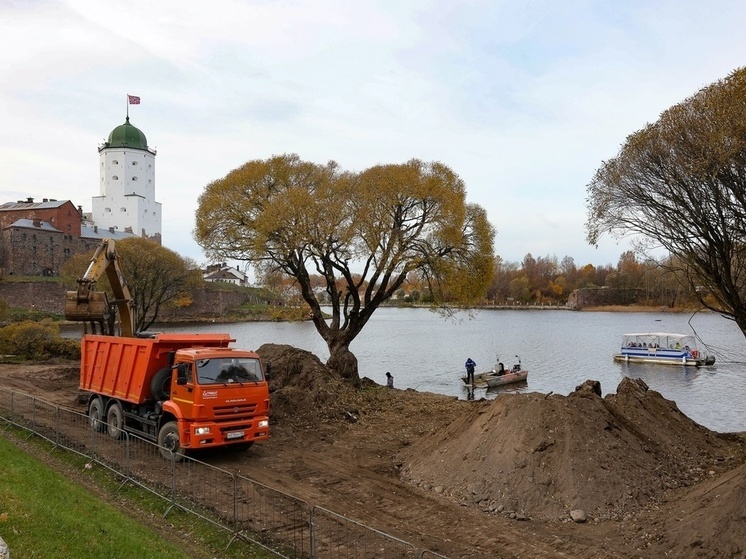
[{"left": 613, "top": 333, "right": 715, "bottom": 367}]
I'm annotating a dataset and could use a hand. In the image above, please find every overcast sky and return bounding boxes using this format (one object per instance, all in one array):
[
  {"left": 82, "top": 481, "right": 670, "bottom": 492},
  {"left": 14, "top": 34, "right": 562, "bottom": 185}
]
[{"left": 2, "top": 0, "right": 745, "bottom": 270}]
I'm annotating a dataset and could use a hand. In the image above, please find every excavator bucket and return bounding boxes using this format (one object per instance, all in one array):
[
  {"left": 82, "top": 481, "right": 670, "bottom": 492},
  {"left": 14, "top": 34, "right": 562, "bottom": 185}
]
[
  {"left": 63, "top": 238, "right": 136, "bottom": 337},
  {"left": 64, "top": 289, "right": 113, "bottom": 334}
]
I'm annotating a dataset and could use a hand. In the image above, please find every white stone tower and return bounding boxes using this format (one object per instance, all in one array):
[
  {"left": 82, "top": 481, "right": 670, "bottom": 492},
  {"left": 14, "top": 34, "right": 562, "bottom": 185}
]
[{"left": 92, "top": 117, "right": 162, "bottom": 241}]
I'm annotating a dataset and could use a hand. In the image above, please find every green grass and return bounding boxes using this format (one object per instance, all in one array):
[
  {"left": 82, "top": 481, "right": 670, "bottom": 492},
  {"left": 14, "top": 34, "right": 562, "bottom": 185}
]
[
  {"left": 0, "top": 432, "right": 276, "bottom": 559},
  {"left": 8, "top": 308, "right": 65, "bottom": 322},
  {"left": 0, "top": 435, "right": 197, "bottom": 559},
  {"left": 0, "top": 275, "right": 63, "bottom": 283}
]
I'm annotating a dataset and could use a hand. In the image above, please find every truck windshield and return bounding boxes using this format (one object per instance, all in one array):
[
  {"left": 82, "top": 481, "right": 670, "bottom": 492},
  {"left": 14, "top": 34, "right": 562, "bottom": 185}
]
[{"left": 195, "top": 357, "right": 264, "bottom": 385}]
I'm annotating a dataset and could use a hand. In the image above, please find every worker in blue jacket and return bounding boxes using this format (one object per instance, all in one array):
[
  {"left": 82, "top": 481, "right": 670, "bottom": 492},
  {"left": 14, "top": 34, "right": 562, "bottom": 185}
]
[{"left": 465, "top": 358, "right": 476, "bottom": 385}]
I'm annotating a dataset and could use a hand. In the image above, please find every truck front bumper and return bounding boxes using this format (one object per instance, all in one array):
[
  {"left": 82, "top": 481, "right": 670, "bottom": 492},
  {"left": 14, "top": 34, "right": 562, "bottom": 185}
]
[{"left": 181, "top": 416, "right": 269, "bottom": 449}]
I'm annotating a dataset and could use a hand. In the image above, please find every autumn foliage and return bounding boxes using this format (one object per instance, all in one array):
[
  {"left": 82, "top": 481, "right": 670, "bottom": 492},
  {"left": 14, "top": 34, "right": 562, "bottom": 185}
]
[{"left": 195, "top": 155, "right": 495, "bottom": 382}]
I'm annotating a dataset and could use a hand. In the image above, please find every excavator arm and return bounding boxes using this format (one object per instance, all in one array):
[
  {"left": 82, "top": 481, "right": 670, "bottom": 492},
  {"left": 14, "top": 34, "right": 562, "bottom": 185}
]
[{"left": 64, "top": 238, "right": 136, "bottom": 337}]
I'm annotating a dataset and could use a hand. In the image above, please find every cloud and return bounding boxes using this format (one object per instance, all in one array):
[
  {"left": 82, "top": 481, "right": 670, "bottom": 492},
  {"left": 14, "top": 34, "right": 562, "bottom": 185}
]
[{"left": 2, "top": 0, "right": 746, "bottom": 268}]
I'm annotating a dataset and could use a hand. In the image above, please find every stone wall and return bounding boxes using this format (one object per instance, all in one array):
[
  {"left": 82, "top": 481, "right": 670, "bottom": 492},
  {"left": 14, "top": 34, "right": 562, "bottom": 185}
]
[
  {"left": 566, "top": 287, "right": 641, "bottom": 309},
  {"left": 0, "top": 281, "right": 66, "bottom": 314},
  {"left": 0, "top": 228, "right": 103, "bottom": 277},
  {"left": 158, "top": 289, "right": 252, "bottom": 320},
  {"left": 0, "top": 281, "right": 252, "bottom": 320}
]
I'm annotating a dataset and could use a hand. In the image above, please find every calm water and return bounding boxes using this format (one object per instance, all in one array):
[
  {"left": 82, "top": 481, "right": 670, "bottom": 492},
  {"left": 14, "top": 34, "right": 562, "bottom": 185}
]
[{"left": 140, "top": 308, "right": 746, "bottom": 433}]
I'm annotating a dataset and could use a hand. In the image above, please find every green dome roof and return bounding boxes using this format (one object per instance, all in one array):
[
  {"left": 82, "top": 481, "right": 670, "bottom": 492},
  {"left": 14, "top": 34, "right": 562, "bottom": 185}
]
[{"left": 105, "top": 117, "right": 148, "bottom": 149}]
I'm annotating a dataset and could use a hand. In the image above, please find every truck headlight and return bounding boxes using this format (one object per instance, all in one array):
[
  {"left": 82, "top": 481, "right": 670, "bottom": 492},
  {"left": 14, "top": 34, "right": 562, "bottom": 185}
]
[
  {"left": 195, "top": 427, "right": 211, "bottom": 435},
  {"left": 258, "top": 419, "right": 269, "bottom": 429}
]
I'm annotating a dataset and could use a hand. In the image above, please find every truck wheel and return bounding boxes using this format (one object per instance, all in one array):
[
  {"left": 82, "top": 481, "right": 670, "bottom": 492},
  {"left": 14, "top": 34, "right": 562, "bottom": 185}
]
[
  {"left": 231, "top": 441, "right": 254, "bottom": 452},
  {"left": 88, "top": 397, "right": 106, "bottom": 433},
  {"left": 106, "top": 402, "right": 125, "bottom": 439},
  {"left": 151, "top": 367, "right": 172, "bottom": 401},
  {"left": 157, "top": 421, "right": 183, "bottom": 461}
]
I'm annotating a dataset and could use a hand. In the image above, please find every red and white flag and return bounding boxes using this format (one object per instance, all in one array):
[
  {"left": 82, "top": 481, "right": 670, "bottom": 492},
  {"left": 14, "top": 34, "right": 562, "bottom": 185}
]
[{"left": 128, "top": 94, "right": 141, "bottom": 105}]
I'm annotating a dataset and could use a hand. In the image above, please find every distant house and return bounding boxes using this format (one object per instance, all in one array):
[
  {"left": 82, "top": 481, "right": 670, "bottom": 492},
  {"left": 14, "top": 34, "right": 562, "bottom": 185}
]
[{"left": 203, "top": 264, "right": 248, "bottom": 287}]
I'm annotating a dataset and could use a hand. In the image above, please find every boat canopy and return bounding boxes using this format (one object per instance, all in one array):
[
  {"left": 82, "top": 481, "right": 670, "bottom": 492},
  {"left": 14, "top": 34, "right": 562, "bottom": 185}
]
[{"left": 621, "top": 333, "right": 698, "bottom": 348}]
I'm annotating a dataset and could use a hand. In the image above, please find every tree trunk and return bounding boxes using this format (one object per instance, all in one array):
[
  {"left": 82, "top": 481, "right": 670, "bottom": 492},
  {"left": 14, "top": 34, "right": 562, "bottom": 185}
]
[{"left": 326, "top": 339, "right": 360, "bottom": 386}]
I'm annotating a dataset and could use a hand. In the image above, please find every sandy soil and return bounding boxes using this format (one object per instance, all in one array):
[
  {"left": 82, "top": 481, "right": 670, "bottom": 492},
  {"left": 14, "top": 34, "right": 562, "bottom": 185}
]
[{"left": 1, "top": 345, "right": 745, "bottom": 559}]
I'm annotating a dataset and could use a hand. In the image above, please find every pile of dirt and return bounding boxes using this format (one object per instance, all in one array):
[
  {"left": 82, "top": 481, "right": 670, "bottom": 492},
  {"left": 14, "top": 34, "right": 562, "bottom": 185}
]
[
  {"left": 398, "top": 378, "right": 745, "bottom": 521},
  {"left": 258, "top": 343, "right": 357, "bottom": 428},
  {"left": 0, "top": 361, "right": 81, "bottom": 408},
  {"left": 643, "top": 461, "right": 746, "bottom": 558}
]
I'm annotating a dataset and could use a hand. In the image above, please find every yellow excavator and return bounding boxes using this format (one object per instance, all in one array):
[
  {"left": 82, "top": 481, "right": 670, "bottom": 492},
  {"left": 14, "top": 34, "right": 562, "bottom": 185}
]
[{"left": 64, "top": 238, "right": 135, "bottom": 337}]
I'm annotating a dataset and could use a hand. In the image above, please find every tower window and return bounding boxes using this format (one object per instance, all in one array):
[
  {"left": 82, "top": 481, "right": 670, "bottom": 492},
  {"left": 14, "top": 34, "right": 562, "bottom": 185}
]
[
  {"left": 112, "top": 175, "right": 119, "bottom": 180},
  {"left": 105, "top": 207, "right": 111, "bottom": 213},
  {"left": 112, "top": 160, "right": 119, "bottom": 165},
  {"left": 132, "top": 176, "right": 138, "bottom": 181},
  {"left": 121, "top": 207, "right": 127, "bottom": 212},
  {"left": 132, "top": 161, "right": 138, "bottom": 166}
]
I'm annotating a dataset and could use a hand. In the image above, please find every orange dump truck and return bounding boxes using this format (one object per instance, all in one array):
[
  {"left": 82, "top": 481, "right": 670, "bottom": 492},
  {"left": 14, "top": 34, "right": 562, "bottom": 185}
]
[{"left": 80, "top": 332, "right": 270, "bottom": 459}]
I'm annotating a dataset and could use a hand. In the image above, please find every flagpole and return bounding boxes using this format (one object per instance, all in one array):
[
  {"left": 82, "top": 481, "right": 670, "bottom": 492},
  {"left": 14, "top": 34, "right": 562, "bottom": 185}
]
[{"left": 126, "top": 94, "right": 129, "bottom": 119}]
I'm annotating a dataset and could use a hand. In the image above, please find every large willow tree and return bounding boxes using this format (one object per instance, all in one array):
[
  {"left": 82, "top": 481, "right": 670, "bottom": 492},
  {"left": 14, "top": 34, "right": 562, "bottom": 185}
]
[
  {"left": 586, "top": 67, "right": 746, "bottom": 337},
  {"left": 195, "top": 154, "right": 495, "bottom": 383}
]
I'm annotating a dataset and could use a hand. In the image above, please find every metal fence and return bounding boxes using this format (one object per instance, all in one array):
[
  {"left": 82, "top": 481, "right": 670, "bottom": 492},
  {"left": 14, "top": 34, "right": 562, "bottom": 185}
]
[{"left": 0, "top": 387, "right": 451, "bottom": 559}]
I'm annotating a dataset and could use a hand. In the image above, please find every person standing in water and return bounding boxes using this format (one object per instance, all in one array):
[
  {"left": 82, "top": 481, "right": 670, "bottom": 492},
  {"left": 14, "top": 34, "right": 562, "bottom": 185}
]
[{"left": 464, "top": 358, "right": 476, "bottom": 385}]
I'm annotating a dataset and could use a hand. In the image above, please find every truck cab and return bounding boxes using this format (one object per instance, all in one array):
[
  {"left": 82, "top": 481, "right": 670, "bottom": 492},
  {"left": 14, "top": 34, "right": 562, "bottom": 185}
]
[{"left": 161, "top": 348, "right": 270, "bottom": 454}]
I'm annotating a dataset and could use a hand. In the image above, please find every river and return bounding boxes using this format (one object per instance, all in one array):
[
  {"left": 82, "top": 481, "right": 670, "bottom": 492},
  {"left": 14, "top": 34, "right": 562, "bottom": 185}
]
[{"left": 130, "top": 308, "right": 746, "bottom": 433}]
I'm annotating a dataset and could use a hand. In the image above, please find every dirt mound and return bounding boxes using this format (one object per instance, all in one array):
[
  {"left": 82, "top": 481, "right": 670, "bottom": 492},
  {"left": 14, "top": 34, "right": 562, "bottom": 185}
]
[
  {"left": 0, "top": 361, "right": 81, "bottom": 408},
  {"left": 644, "top": 458, "right": 746, "bottom": 558},
  {"left": 257, "top": 344, "right": 356, "bottom": 427},
  {"left": 399, "top": 377, "right": 745, "bottom": 521}
]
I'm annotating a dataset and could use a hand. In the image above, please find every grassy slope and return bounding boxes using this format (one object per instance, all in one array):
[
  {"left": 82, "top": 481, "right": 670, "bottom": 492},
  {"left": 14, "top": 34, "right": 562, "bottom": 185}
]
[
  {"left": 0, "top": 434, "right": 274, "bottom": 559},
  {"left": 0, "top": 435, "right": 199, "bottom": 559}
]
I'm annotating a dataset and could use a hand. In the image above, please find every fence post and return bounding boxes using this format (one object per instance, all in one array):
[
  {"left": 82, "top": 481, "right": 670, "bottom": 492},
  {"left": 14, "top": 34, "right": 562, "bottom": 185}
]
[
  {"left": 162, "top": 452, "right": 179, "bottom": 518},
  {"left": 309, "top": 506, "right": 316, "bottom": 559},
  {"left": 26, "top": 397, "right": 36, "bottom": 440},
  {"left": 124, "top": 431, "right": 133, "bottom": 483},
  {"left": 232, "top": 473, "right": 238, "bottom": 536},
  {"left": 54, "top": 405, "right": 60, "bottom": 449}
]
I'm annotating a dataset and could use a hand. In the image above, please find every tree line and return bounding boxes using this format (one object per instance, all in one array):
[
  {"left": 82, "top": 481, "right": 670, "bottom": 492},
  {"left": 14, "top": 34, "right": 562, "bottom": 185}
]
[
  {"left": 262, "top": 249, "right": 702, "bottom": 309},
  {"left": 485, "top": 250, "right": 699, "bottom": 307}
]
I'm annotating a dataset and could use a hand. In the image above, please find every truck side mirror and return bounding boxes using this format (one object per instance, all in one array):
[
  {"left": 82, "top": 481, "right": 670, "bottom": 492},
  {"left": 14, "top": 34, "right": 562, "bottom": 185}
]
[
  {"left": 176, "top": 363, "right": 188, "bottom": 385},
  {"left": 265, "top": 362, "right": 271, "bottom": 381}
]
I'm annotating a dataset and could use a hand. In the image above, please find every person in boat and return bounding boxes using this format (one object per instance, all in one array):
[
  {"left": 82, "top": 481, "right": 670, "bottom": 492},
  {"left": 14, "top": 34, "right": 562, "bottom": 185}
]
[
  {"left": 497, "top": 362, "right": 505, "bottom": 376},
  {"left": 465, "top": 358, "right": 476, "bottom": 385}
]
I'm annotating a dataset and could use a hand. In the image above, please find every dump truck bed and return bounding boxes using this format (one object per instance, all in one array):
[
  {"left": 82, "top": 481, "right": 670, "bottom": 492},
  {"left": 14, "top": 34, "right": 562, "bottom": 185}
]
[{"left": 79, "top": 333, "right": 235, "bottom": 404}]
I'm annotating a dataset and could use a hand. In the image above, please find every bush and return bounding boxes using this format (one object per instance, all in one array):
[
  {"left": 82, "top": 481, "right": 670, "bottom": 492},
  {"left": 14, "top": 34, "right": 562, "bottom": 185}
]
[{"left": 0, "top": 320, "right": 80, "bottom": 360}]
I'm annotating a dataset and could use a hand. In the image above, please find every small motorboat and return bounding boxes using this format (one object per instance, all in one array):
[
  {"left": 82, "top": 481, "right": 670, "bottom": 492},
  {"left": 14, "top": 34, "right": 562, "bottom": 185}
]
[
  {"left": 462, "top": 357, "right": 528, "bottom": 388},
  {"left": 613, "top": 333, "right": 715, "bottom": 367}
]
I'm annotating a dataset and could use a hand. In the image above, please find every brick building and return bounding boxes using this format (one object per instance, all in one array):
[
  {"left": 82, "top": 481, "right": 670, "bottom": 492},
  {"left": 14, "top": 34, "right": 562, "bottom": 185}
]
[{"left": 0, "top": 197, "right": 134, "bottom": 276}]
